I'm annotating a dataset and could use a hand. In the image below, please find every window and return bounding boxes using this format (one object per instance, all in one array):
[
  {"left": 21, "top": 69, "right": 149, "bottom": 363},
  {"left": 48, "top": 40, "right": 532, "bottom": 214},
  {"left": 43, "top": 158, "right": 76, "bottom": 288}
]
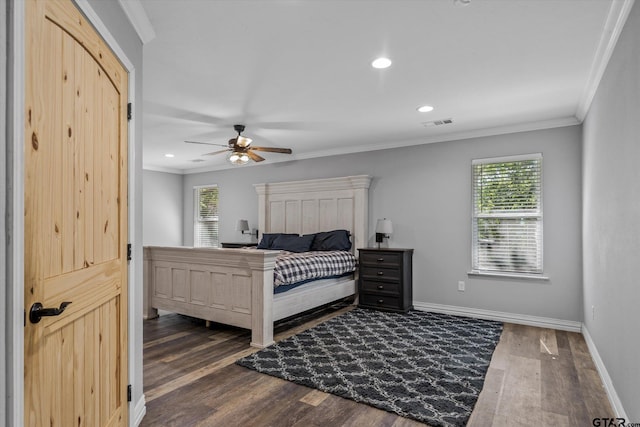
[
  {"left": 472, "top": 153, "right": 542, "bottom": 275},
  {"left": 194, "top": 185, "right": 219, "bottom": 247}
]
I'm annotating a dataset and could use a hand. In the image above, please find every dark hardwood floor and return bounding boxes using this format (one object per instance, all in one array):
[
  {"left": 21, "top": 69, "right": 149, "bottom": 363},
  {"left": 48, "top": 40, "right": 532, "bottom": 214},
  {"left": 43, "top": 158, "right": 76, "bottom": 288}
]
[{"left": 140, "top": 304, "right": 614, "bottom": 426}]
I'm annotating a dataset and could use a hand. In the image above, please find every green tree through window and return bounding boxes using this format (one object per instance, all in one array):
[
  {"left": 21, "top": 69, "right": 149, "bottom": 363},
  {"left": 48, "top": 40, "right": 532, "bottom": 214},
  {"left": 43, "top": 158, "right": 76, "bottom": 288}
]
[
  {"left": 194, "top": 186, "right": 219, "bottom": 247},
  {"left": 472, "top": 154, "right": 542, "bottom": 274}
]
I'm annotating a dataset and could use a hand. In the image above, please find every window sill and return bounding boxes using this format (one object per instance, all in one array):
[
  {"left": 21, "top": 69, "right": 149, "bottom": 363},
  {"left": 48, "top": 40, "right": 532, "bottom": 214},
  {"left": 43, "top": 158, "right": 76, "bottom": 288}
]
[{"left": 467, "top": 271, "right": 550, "bottom": 281}]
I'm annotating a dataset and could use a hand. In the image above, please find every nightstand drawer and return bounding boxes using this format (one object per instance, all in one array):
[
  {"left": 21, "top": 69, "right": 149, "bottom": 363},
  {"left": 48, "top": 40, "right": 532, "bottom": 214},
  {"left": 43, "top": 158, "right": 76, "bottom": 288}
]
[
  {"left": 358, "top": 248, "right": 413, "bottom": 313},
  {"left": 359, "top": 251, "right": 402, "bottom": 268},
  {"left": 360, "top": 266, "right": 401, "bottom": 282},
  {"left": 360, "top": 280, "right": 400, "bottom": 294},
  {"left": 360, "top": 293, "right": 401, "bottom": 310}
]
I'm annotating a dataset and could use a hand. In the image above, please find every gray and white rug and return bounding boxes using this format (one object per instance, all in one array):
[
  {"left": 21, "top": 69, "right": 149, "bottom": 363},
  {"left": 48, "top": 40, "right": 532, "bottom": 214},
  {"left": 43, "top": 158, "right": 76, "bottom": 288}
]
[{"left": 236, "top": 308, "right": 503, "bottom": 427}]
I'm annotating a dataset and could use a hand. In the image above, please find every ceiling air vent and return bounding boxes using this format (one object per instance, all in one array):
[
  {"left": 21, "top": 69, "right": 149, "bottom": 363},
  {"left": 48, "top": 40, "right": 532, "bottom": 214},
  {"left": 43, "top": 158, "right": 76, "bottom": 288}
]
[
  {"left": 190, "top": 158, "right": 205, "bottom": 163},
  {"left": 422, "top": 118, "right": 454, "bottom": 127}
]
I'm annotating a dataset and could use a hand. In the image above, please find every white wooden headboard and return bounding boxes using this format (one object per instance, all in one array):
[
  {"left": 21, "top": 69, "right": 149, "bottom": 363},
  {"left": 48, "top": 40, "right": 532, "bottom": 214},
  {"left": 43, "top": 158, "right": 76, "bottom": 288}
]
[{"left": 254, "top": 175, "right": 372, "bottom": 253}]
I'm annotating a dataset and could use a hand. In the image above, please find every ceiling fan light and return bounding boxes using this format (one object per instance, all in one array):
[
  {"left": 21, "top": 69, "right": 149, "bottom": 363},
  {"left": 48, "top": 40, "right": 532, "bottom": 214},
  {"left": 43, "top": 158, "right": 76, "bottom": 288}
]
[
  {"left": 228, "top": 151, "right": 249, "bottom": 165},
  {"left": 237, "top": 136, "right": 252, "bottom": 147}
]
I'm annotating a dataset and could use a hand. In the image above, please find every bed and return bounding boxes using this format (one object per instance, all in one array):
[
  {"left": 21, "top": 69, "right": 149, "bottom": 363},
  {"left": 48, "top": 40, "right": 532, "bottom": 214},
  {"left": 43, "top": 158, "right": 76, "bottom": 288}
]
[{"left": 143, "top": 175, "right": 371, "bottom": 347}]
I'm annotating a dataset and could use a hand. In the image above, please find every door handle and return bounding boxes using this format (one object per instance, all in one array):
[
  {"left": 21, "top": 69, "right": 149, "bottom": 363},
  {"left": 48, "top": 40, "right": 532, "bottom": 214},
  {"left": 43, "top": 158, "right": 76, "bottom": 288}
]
[{"left": 29, "top": 301, "right": 72, "bottom": 324}]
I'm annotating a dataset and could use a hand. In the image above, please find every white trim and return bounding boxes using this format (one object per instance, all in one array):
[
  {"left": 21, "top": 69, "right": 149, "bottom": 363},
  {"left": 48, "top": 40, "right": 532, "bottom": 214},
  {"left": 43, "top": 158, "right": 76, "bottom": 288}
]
[
  {"left": 181, "top": 117, "right": 579, "bottom": 175},
  {"left": 126, "top": 68, "right": 139, "bottom": 427},
  {"left": 132, "top": 394, "right": 147, "bottom": 427},
  {"left": 117, "top": 0, "right": 156, "bottom": 44},
  {"left": 74, "top": 0, "right": 135, "bottom": 70},
  {"left": 142, "top": 164, "right": 184, "bottom": 174},
  {"left": 8, "top": 1, "right": 26, "bottom": 426},
  {"left": 581, "top": 326, "right": 628, "bottom": 419},
  {"left": 576, "top": 0, "right": 635, "bottom": 121},
  {"left": 467, "top": 271, "right": 550, "bottom": 281},
  {"left": 193, "top": 183, "right": 219, "bottom": 190},
  {"left": 413, "top": 301, "right": 582, "bottom": 332},
  {"left": 193, "top": 185, "right": 220, "bottom": 248},
  {"left": 471, "top": 152, "right": 542, "bottom": 165},
  {"left": 470, "top": 153, "right": 544, "bottom": 276}
]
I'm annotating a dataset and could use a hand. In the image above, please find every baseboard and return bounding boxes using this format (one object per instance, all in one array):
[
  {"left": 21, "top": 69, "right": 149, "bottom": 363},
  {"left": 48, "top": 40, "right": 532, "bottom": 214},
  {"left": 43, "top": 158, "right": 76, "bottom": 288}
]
[
  {"left": 581, "top": 325, "right": 628, "bottom": 419},
  {"left": 132, "top": 394, "right": 146, "bottom": 426},
  {"left": 412, "top": 301, "right": 582, "bottom": 332}
]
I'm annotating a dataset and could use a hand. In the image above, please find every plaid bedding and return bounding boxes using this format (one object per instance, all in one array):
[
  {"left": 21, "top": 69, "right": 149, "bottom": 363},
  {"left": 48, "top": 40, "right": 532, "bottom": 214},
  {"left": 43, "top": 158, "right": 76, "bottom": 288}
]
[{"left": 273, "top": 250, "right": 357, "bottom": 288}]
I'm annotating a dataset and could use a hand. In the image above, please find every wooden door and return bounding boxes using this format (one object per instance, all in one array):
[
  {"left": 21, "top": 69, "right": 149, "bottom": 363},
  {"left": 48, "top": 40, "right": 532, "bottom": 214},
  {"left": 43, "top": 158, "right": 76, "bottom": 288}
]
[{"left": 24, "top": 0, "right": 129, "bottom": 425}]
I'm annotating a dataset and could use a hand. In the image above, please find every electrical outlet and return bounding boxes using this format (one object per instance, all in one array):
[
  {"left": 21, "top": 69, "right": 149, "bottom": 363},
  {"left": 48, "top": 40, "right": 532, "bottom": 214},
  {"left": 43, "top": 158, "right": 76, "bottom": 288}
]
[
  {"left": 592, "top": 305, "right": 595, "bottom": 320},
  {"left": 458, "top": 281, "right": 465, "bottom": 292}
]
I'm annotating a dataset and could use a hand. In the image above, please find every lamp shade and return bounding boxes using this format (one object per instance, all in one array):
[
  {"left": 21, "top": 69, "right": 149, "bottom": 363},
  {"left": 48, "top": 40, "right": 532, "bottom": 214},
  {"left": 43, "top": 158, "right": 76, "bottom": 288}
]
[
  {"left": 375, "top": 218, "right": 393, "bottom": 234},
  {"left": 236, "top": 219, "right": 249, "bottom": 231}
]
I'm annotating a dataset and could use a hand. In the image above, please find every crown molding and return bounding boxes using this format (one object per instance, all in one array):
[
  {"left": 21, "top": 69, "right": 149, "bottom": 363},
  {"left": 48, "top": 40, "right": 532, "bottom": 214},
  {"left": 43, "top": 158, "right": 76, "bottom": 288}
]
[
  {"left": 118, "top": 0, "right": 156, "bottom": 44},
  {"left": 142, "top": 164, "right": 184, "bottom": 174},
  {"left": 576, "top": 0, "right": 635, "bottom": 121},
  {"left": 175, "top": 116, "right": 579, "bottom": 175}
]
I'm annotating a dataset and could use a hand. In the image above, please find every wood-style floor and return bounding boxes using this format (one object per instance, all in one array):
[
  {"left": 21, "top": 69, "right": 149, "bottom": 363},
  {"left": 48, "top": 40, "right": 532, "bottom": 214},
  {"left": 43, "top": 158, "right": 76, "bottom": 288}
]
[{"left": 140, "top": 303, "right": 614, "bottom": 426}]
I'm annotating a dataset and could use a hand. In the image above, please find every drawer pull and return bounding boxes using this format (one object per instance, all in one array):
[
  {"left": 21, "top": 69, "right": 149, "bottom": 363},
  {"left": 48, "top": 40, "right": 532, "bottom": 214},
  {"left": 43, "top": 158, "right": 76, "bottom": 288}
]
[
  {"left": 377, "top": 271, "right": 384, "bottom": 276},
  {"left": 377, "top": 285, "right": 384, "bottom": 289},
  {"left": 377, "top": 299, "right": 384, "bottom": 304},
  {"left": 377, "top": 258, "right": 385, "bottom": 262}
]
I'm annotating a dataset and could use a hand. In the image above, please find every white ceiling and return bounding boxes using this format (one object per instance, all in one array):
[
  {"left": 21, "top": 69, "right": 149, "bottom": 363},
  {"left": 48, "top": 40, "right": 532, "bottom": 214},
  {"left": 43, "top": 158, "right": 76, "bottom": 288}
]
[{"left": 136, "top": 0, "right": 623, "bottom": 174}]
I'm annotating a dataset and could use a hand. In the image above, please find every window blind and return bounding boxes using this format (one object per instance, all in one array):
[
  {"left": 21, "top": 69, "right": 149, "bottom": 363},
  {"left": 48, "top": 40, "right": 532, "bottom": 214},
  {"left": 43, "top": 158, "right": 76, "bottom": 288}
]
[
  {"left": 194, "top": 185, "right": 219, "bottom": 247},
  {"left": 472, "top": 154, "right": 543, "bottom": 274}
]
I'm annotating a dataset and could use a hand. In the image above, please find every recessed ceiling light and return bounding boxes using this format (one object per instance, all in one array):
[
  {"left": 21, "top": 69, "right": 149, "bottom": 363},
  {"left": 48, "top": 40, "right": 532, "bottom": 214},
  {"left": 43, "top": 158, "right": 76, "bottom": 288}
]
[
  {"left": 371, "top": 57, "right": 392, "bottom": 69},
  {"left": 164, "top": 153, "right": 175, "bottom": 158},
  {"left": 417, "top": 105, "right": 434, "bottom": 113}
]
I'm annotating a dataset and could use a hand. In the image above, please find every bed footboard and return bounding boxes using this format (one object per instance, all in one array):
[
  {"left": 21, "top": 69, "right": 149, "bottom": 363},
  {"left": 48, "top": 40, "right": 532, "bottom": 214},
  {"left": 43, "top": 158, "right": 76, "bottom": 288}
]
[{"left": 143, "top": 246, "right": 279, "bottom": 347}]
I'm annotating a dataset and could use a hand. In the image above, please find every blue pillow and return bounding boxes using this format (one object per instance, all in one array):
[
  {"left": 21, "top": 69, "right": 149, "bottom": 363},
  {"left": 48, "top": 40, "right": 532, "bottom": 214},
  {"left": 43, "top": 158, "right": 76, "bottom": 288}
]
[
  {"left": 307, "top": 229, "right": 352, "bottom": 251},
  {"left": 270, "top": 234, "right": 315, "bottom": 253},
  {"left": 257, "top": 233, "right": 298, "bottom": 249}
]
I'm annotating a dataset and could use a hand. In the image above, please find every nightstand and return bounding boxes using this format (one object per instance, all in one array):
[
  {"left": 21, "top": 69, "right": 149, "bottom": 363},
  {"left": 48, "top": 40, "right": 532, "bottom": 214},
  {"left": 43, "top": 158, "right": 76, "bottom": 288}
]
[
  {"left": 358, "top": 248, "right": 413, "bottom": 313},
  {"left": 220, "top": 242, "right": 258, "bottom": 248}
]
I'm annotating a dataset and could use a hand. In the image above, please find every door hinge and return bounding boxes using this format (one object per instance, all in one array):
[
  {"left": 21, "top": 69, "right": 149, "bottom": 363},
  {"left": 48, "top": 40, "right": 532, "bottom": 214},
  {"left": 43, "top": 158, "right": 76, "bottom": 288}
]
[
  {"left": 127, "top": 102, "right": 132, "bottom": 121},
  {"left": 127, "top": 243, "right": 132, "bottom": 261},
  {"left": 24, "top": 309, "right": 26, "bottom": 327},
  {"left": 127, "top": 384, "right": 132, "bottom": 402}
]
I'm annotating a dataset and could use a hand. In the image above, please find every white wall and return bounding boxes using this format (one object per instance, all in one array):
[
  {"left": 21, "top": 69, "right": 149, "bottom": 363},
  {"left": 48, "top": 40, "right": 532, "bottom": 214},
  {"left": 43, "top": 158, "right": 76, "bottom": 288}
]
[
  {"left": 143, "top": 170, "right": 183, "bottom": 246},
  {"left": 183, "top": 125, "right": 583, "bottom": 322},
  {"left": 582, "top": 0, "right": 640, "bottom": 420}
]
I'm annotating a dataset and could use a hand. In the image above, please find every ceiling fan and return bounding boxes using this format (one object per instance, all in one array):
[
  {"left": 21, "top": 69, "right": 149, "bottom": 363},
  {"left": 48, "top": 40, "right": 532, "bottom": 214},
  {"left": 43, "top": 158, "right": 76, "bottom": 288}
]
[{"left": 185, "top": 124, "right": 293, "bottom": 165}]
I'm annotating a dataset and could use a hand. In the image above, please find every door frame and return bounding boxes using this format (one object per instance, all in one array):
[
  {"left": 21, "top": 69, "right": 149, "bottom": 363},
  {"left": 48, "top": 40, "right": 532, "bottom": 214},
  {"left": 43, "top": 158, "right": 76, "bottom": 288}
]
[{"left": 6, "top": 1, "right": 141, "bottom": 426}]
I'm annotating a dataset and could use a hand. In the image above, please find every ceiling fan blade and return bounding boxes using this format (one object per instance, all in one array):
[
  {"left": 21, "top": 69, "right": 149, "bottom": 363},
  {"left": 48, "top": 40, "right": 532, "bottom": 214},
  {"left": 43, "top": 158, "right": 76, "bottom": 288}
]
[
  {"left": 203, "top": 149, "right": 231, "bottom": 156},
  {"left": 246, "top": 151, "right": 265, "bottom": 162},
  {"left": 250, "top": 146, "right": 293, "bottom": 154},
  {"left": 185, "top": 140, "right": 228, "bottom": 147}
]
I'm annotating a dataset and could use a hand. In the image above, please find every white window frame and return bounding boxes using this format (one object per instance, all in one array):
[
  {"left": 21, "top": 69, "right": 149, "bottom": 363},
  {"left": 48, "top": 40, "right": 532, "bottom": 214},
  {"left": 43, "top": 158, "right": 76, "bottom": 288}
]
[
  {"left": 470, "top": 153, "right": 546, "bottom": 279},
  {"left": 194, "top": 185, "right": 219, "bottom": 248}
]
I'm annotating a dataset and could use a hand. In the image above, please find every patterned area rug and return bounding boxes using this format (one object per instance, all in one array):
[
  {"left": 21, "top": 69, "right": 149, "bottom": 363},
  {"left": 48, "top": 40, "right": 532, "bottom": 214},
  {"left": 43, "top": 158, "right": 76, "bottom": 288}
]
[{"left": 236, "top": 308, "right": 503, "bottom": 427}]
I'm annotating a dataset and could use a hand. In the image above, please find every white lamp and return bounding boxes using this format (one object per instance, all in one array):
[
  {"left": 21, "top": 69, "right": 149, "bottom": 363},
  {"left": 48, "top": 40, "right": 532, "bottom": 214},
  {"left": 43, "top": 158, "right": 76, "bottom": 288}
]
[
  {"left": 236, "top": 219, "right": 258, "bottom": 238},
  {"left": 375, "top": 218, "right": 393, "bottom": 248}
]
